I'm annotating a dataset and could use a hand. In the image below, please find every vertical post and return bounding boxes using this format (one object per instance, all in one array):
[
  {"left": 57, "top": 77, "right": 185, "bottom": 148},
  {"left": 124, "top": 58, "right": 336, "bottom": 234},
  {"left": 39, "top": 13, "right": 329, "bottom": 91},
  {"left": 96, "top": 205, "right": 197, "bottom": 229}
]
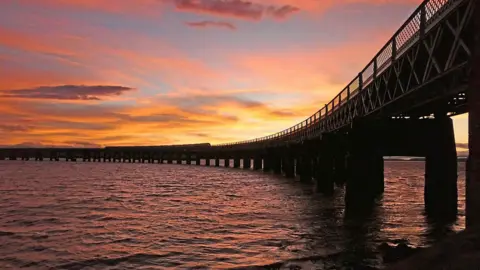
[
  {"left": 373, "top": 59, "right": 378, "bottom": 80},
  {"left": 225, "top": 158, "right": 230, "bottom": 168},
  {"left": 358, "top": 73, "right": 363, "bottom": 92},
  {"left": 467, "top": 1, "right": 480, "bottom": 228},
  {"left": 420, "top": 4, "right": 426, "bottom": 39},
  {"left": 243, "top": 158, "right": 251, "bottom": 169},
  {"left": 233, "top": 158, "right": 240, "bottom": 168},
  {"left": 425, "top": 115, "right": 458, "bottom": 220},
  {"left": 253, "top": 157, "right": 262, "bottom": 170},
  {"left": 392, "top": 38, "right": 397, "bottom": 61}
]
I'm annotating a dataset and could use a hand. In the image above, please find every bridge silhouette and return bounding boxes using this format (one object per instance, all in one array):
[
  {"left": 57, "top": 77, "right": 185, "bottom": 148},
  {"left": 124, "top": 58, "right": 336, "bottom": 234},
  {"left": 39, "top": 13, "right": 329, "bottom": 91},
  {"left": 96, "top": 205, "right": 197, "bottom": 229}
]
[{"left": 1, "top": 0, "right": 478, "bottom": 224}]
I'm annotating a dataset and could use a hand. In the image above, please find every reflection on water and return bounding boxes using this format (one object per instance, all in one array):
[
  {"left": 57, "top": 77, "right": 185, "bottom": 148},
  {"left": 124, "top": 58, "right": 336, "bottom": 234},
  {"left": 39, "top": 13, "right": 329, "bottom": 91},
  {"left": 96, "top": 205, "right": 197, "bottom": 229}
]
[{"left": 0, "top": 161, "right": 465, "bottom": 269}]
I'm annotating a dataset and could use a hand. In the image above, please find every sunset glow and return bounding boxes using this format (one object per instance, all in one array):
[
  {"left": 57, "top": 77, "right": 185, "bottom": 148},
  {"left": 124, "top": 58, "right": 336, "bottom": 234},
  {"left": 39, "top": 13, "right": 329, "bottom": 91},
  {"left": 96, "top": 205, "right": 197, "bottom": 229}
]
[{"left": 0, "top": 0, "right": 468, "bottom": 148}]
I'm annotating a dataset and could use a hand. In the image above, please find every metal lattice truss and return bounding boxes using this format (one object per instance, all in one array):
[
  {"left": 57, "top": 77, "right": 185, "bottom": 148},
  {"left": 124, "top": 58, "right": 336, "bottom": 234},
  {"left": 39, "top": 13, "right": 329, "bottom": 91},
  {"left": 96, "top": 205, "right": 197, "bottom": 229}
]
[{"left": 216, "top": 0, "right": 473, "bottom": 150}]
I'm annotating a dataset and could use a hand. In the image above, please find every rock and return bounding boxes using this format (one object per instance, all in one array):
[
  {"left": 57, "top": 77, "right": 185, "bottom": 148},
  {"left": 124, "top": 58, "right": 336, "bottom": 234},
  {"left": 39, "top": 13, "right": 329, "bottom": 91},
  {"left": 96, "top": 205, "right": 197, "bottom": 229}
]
[{"left": 378, "top": 240, "right": 422, "bottom": 264}]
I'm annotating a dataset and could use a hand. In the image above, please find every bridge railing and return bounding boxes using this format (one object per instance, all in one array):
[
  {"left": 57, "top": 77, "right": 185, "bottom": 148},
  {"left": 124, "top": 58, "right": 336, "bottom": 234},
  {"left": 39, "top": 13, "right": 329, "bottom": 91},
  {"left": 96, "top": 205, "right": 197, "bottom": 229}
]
[{"left": 215, "top": 0, "right": 459, "bottom": 148}]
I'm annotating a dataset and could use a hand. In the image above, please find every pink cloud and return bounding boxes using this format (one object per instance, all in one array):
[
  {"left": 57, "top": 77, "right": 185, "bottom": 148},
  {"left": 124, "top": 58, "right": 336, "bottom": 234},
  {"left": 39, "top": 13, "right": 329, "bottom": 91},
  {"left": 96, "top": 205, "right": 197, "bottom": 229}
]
[{"left": 172, "top": 0, "right": 300, "bottom": 20}]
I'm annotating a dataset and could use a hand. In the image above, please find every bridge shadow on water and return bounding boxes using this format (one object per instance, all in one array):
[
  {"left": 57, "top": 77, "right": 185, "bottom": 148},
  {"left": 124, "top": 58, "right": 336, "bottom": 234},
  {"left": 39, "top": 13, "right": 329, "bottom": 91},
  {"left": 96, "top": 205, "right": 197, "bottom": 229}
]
[{"left": 245, "top": 170, "right": 462, "bottom": 270}]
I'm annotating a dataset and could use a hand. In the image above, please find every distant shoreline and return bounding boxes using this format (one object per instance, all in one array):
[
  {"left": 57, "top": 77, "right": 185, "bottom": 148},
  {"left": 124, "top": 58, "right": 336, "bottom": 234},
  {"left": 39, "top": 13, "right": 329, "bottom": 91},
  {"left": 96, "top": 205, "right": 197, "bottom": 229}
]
[{"left": 385, "top": 158, "right": 467, "bottom": 162}]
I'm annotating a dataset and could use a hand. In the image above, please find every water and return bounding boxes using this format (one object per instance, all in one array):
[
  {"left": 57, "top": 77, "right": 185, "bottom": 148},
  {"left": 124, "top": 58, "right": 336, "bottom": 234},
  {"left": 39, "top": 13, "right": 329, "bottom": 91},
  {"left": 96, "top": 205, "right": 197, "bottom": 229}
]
[{"left": 0, "top": 161, "right": 465, "bottom": 269}]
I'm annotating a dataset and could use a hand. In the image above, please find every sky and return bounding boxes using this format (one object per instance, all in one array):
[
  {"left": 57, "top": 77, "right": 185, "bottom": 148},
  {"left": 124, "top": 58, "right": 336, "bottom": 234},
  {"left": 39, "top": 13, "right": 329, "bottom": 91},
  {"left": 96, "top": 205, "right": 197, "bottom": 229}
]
[{"left": 0, "top": 0, "right": 469, "bottom": 151}]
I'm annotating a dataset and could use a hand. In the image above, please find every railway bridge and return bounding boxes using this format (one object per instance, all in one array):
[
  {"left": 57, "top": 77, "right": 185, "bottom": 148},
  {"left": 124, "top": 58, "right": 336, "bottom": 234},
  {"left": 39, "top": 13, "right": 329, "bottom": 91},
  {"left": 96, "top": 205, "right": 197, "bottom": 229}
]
[{"left": 1, "top": 0, "right": 480, "bottom": 227}]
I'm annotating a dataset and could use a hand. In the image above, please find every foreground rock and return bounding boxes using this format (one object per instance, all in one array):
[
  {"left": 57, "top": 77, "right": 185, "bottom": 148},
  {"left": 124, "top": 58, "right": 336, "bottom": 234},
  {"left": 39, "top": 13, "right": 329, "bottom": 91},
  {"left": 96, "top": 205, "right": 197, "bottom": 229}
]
[
  {"left": 387, "top": 229, "right": 480, "bottom": 270},
  {"left": 378, "top": 239, "right": 423, "bottom": 264}
]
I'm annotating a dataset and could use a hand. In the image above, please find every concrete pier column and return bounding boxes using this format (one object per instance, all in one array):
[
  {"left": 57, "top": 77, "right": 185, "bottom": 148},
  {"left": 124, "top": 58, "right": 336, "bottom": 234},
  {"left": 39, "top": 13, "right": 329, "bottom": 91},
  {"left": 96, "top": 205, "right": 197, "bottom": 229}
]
[
  {"left": 253, "top": 157, "right": 262, "bottom": 170},
  {"left": 167, "top": 158, "right": 173, "bottom": 164},
  {"left": 315, "top": 154, "right": 334, "bottom": 195},
  {"left": 243, "top": 158, "right": 251, "bottom": 169},
  {"left": 35, "top": 151, "right": 43, "bottom": 161},
  {"left": 424, "top": 115, "right": 458, "bottom": 219},
  {"left": 345, "top": 123, "right": 384, "bottom": 213},
  {"left": 299, "top": 156, "right": 312, "bottom": 182},
  {"left": 333, "top": 154, "right": 347, "bottom": 186},
  {"left": 282, "top": 154, "right": 295, "bottom": 178},
  {"left": 467, "top": 2, "right": 480, "bottom": 228},
  {"left": 82, "top": 150, "right": 90, "bottom": 162},
  {"left": 233, "top": 158, "right": 240, "bottom": 168},
  {"left": 8, "top": 151, "right": 17, "bottom": 160},
  {"left": 67, "top": 151, "right": 77, "bottom": 162},
  {"left": 215, "top": 158, "right": 220, "bottom": 167},
  {"left": 263, "top": 156, "right": 271, "bottom": 172},
  {"left": 21, "top": 151, "right": 29, "bottom": 161},
  {"left": 159, "top": 155, "right": 164, "bottom": 164},
  {"left": 186, "top": 156, "right": 192, "bottom": 165},
  {"left": 206, "top": 158, "right": 211, "bottom": 166},
  {"left": 225, "top": 158, "right": 231, "bottom": 168},
  {"left": 272, "top": 155, "right": 282, "bottom": 174}
]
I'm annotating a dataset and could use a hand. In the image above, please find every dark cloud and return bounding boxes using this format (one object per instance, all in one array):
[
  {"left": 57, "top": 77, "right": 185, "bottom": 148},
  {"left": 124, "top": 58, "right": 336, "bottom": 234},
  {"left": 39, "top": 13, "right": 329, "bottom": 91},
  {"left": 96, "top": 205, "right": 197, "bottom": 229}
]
[
  {"left": 38, "top": 120, "right": 115, "bottom": 131},
  {"left": 172, "top": 0, "right": 299, "bottom": 20},
  {"left": 126, "top": 114, "right": 192, "bottom": 123},
  {"left": 0, "top": 141, "right": 101, "bottom": 148},
  {"left": 0, "top": 85, "right": 135, "bottom": 101},
  {"left": 186, "top": 20, "right": 236, "bottom": 30},
  {"left": 0, "top": 124, "right": 33, "bottom": 132},
  {"left": 190, "top": 132, "right": 210, "bottom": 138},
  {"left": 267, "top": 5, "right": 300, "bottom": 19},
  {"left": 63, "top": 141, "right": 102, "bottom": 148}
]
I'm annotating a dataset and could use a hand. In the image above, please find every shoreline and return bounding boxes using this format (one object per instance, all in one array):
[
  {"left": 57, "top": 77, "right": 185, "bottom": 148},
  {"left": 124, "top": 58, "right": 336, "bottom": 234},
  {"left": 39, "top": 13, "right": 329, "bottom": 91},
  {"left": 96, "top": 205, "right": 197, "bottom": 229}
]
[{"left": 386, "top": 228, "right": 480, "bottom": 269}]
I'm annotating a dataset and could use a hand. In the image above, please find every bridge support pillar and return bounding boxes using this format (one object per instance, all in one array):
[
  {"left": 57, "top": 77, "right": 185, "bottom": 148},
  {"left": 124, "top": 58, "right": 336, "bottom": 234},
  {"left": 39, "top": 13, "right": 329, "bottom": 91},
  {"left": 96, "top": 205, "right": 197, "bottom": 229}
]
[
  {"left": 282, "top": 153, "right": 295, "bottom": 178},
  {"left": 233, "top": 158, "right": 240, "bottom": 168},
  {"left": 35, "top": 151, "right": 43, "bottom": 161},
  {"left": 215, "top": 158, "right": 220, "bottom": 167},
  {"left": 315, "top": 154, "right": 334, "bottom": 195},
  {"left": 299, "top": 155, "right": 312, "bottom": 182},
  {"left": 167, "top": 158, "right": 173, "bottom": 164},
  {"left": 243, "top": 158, "right": 251, "bottom": 169},
  {"left": 424, "top": 116, "right": 458, "bottom": 219},
  {"left": 333, "top": 154, "right": 347, "bottom": 186},
  {"left": 253, "top": 157, "right": 262, "bottom": 170},
  {"left": 272, "top": 155, "right": 282, "bottom": 174},
  {"left": 225, "top": 158, "right": 231, "bottom": 168},
  {"left": 263, "top": 156, "right": 271, "bottom": 172},
  {"left": 195, "top": 157, "right": 201, "bottom": 165},
  {"left": 345, "top": 123, "right": 384, "bottom": 214},
  {"left": 206, "top": 158, "right": 211, "bottom": 166},
  {"left": 467, "top": 2, "right": 480, "bottom": 228}
]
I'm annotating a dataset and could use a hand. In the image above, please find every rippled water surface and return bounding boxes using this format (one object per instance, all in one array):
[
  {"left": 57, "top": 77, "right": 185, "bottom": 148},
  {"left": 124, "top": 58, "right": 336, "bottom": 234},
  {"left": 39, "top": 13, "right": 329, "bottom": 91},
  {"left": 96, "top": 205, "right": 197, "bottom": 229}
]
[{"left": 0, "top": 161, "right": 465, "bottom": 269}]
